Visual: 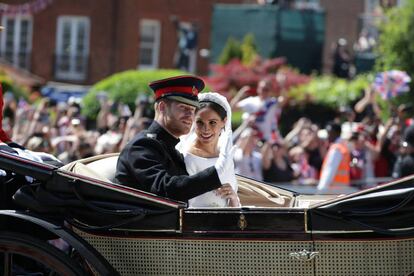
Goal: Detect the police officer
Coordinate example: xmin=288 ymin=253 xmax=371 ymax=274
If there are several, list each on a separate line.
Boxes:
xmin=115 ymin=75 xmax=233 ymax=201
xmin=393 ymin=124 xmax=414 ymax=178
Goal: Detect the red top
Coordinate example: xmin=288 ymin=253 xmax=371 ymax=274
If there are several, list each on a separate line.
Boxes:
xmin=0 ymin=84 xmax=11 ymax=143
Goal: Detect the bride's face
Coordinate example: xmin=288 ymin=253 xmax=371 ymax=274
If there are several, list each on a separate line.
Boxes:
xmin=194 ymin=107 xmax=226 ymax=145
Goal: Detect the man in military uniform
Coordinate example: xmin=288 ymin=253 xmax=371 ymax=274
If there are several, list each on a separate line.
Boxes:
xmin=115 ymin=75 xmax=232 ymax=202
xmin=393 ymin=124 xmax=414 ymax=178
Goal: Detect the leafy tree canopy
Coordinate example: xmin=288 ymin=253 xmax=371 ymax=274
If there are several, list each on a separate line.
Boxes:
xmin=82 ymin=69 xmax=190 ymax=120
xmin=0 ymin=70 xmax=30 ymax=102
xmin=375 ymin=1 xmax=414 ymax=113
xmin=218 ymin=34 xmax=258 ymax=66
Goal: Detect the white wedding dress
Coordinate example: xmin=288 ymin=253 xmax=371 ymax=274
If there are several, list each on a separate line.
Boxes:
xmin=177 ymin=92 xmax=238 ymax=208
xmin=184 ymin=152 xmax=237 ymax=207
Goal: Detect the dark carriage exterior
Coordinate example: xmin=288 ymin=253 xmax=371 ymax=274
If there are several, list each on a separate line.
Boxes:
xmin=1 ymin=150 xmax=414 ymax=275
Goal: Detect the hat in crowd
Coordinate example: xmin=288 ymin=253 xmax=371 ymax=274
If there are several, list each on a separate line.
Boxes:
xmin=402 ymin=124 xmax=414 ymax=147
xmin=149 ymin=75 xmax=204 ymax=107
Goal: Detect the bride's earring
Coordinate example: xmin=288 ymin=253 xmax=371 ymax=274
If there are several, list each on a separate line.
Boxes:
xmin=220 ymin=127 xmax=225 ymax=136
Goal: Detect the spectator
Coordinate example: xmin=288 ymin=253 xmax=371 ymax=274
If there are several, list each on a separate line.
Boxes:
xmin=261 ymin=141 xmax=294 ymax=183
xmin=354 ymin=86 xmax=381 ymax=122
xmin=332 ymin=38 xmax=352 ymax=79
xmin=374 ymin=118 xmax=401 ymax=177
xmin=171 ymin=16 xmax=198 ymax=73
xmin=317 ymin=122 xmax=353 ymax=192
xmin=94 ymin=119 xmax=123 ymax=155
xmin=231 ymin=78 xmax=282 ymax=142
xmin=233 ymin=127 xmax=263 ymax=181
xmin=289 ymin=145 xmax=317 ymax=185
xmin=392 ymin=124 xmax=414 ymax=178
xmin=348 ymin=129 xmax=376 ymax=185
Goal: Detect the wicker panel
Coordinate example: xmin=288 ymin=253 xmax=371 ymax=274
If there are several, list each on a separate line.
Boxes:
xmin=315 ymin=239 xmax=414 ymax=276
xmin=74 ymin=229 xmax=313 ymax=276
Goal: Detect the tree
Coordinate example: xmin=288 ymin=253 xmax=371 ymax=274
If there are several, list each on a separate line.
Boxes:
xmin=241 ymin=34 xmax=258 ymax=66
xmin=375 ymin=1 xmax=414 ymax=114
xmin=0 ymin=71 xmax=29 ymax=102
xmin=375 ymin=1 xmax=414 ymax=74
xmin=218 ymin=34 xmax=259 ymax=66
xmin=218 ymin=37 xmax=242 ymax=65
xmin=82 ymin=69 xmax=189 ymax=120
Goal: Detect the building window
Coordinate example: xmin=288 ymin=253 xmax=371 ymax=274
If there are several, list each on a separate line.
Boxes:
xmin=55 ymin=16 xmax=90 ymax=81
xmin=294 ymin=0 xmax=320 ymax=10
xmin=138 ymin=20 xmax=160 ymax=69
xmin=0 ymin=15 xmax=33 ymax=70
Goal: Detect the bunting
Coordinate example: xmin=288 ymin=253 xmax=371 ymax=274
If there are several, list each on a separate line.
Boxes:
xmin=0 ymin=0 xmax=54 ymax=16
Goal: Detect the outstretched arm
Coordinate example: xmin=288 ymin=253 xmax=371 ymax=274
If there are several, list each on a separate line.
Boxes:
xmin=317 ymin=148 xmax=342 ymax=191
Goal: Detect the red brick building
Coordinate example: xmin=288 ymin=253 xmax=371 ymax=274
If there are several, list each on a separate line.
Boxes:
xmin=0 ymin=0 xmax=403 ymax=86
xmin=320 ymin=0 xmax=400 ymax=74
xmin=0 ymin=0 xmax=244 ymax=85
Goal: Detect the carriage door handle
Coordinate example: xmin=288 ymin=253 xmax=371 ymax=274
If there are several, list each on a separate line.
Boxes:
xmin=289 ymin=249 xmax=319 ymax=261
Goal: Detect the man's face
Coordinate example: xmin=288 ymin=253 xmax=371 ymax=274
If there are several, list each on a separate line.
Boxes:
xmin=163 ymin=100 xmax=196 ymax=137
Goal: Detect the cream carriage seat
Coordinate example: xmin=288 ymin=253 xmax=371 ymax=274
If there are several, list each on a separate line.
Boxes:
xmin=61 ymin=153 xmax=119 ymax=183
xmin=61 ymin=153 xmax=292 ymax=207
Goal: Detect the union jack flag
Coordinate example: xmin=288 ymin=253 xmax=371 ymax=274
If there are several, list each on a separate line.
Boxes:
xmin=373 ymin=70 xmax=411 ymax=100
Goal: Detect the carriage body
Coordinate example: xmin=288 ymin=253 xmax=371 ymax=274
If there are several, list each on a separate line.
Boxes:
xmin=1 ymin=150 xmax=414 ymax=275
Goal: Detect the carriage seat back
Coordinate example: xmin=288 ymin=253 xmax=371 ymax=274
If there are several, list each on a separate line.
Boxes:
xmin=61 ymin=153 xmax=119 ymax=183
xmin=85 ymin=155 xmax=119 ymax=183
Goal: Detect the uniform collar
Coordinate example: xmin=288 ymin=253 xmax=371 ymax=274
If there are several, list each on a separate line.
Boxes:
xmin=148 ymin=121 xmax=181 ymax=146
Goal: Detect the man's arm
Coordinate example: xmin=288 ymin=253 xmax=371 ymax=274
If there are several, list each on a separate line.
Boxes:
xmin=117 ymin=138 xmax=221 ymax=201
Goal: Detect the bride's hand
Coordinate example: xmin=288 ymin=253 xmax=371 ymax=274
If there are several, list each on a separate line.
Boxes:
xmin=216 ymin=184 xmax=240 ymax=207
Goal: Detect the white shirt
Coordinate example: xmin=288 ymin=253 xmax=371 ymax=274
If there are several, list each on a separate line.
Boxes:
xmin=183 ymin=152 xmax=237 ymax=207
xmin=317 ymin=146 xmax=342 ymax=191
xmin=233 ymin=147 xmax=263 ymax=181
xmin=237 ymin=96 xmax=281 ymax=141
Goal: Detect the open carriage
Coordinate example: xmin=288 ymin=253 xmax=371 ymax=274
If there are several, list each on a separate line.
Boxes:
xmin=1 ymin=149 xmax=414 ymax=275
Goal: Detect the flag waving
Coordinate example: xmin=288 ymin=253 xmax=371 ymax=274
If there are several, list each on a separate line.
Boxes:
xmin=373 ymin=70 xmax=411 ymax=100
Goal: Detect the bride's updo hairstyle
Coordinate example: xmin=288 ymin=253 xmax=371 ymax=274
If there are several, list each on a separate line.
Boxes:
xmin=198 ymin=100 xmax=227 ymax=120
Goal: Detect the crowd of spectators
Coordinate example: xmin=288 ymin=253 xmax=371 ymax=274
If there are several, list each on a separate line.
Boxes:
xmin=231 ymin=78 xmax=413 ymax=191
xmin=2 ymin=79 xmax=413 ymax=191
xmin=2 ymin=92 xmax=152 ymax=166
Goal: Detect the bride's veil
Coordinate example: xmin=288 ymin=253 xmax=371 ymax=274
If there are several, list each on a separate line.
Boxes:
xmin=176 ymin=92 xmax=232 ymax=154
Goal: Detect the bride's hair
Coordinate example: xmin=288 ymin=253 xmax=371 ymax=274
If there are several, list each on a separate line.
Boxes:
xmin=198 ymin=100 xmax=227 ymax=120
xmin=176 ymin=92 xmax=232 ymax=153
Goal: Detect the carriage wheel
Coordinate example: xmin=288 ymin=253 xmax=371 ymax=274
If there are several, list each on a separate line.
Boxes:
xmin=0 ymin=231 xmax=85 ymax=276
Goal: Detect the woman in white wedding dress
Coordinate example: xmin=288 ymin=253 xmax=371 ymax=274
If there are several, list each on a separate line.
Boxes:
xmin=177 ymin=92 xmax=240 ymax=207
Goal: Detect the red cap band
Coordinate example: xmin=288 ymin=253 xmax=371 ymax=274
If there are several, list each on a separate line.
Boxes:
xmin=155 ymin=86 xmax=198 ymax=99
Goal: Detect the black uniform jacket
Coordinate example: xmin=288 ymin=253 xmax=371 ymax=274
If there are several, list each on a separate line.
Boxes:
xmin=115 ymin=121 xmax=221 ymax=201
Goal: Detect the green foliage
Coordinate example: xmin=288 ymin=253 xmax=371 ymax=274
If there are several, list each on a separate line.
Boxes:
xmin=288 ymin=73 xmax=398 ymax=121
xmin=375 ymin=2 xmax=414 ymax=113
xmin=218 ymin=34 xmax=258 ymax=65
xmin=82 ymin=69 xmax=190 ymax=120
xmin=289 ymin=74 xmax=371 ymax=109
xmin=375 ymin=2 xmax=414 ymax=73
xmin=0 ymin=72 xmax=29 ymax=101
xmin=231 ymin=110 xmax=243 ymax=129
xmin=218 ymin=37 xmax=242 ymax=65
xmin=241 ymin=34 xmax=257 ymax=66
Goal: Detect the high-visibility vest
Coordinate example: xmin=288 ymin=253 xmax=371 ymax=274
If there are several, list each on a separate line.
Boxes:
xmin=322 ymin=142 xmax=351 ymax=186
